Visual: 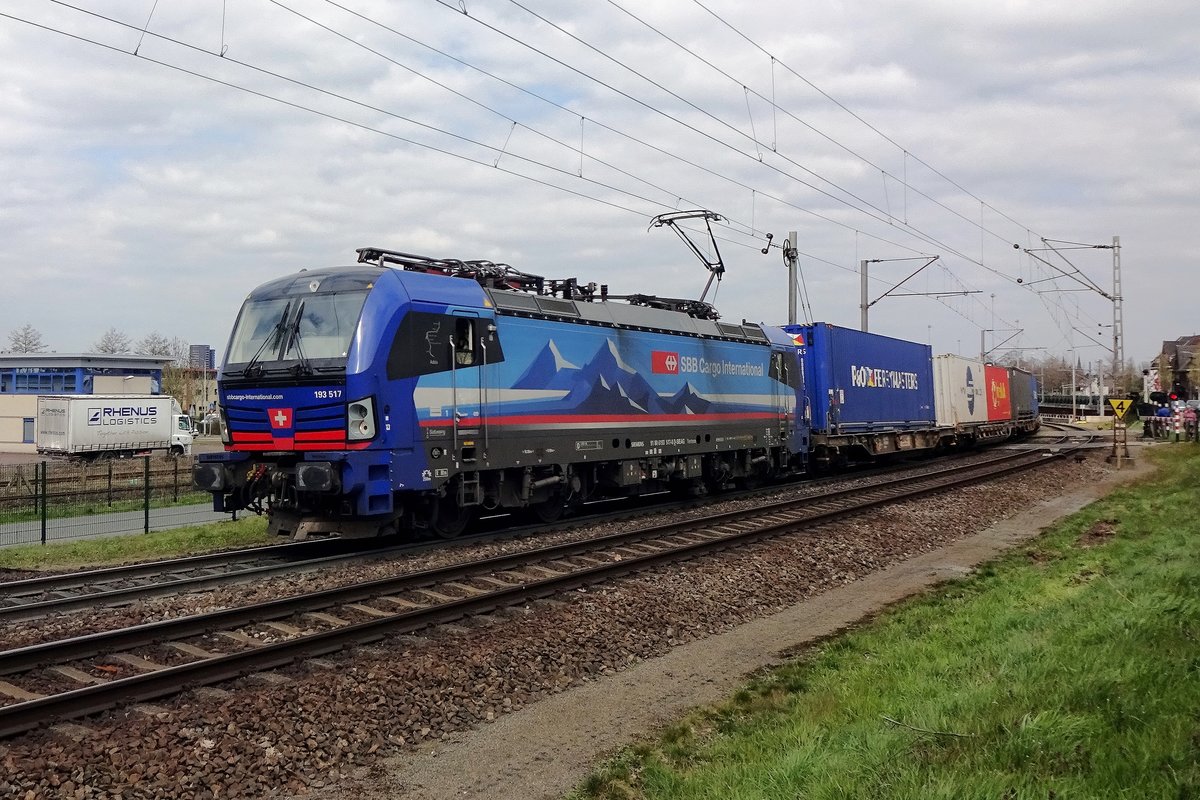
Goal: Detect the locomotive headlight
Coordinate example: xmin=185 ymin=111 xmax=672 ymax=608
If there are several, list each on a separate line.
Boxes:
xmin=347 ymin=397 xmax=377 ymax=441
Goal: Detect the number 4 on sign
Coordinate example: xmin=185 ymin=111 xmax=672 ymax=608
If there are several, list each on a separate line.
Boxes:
xmin=1108 ymin=398 xmax=1131 ymax=418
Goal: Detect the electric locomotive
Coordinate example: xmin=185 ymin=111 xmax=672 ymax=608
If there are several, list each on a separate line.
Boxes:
xmin=194 ymin=246 xmax=808 ymax=538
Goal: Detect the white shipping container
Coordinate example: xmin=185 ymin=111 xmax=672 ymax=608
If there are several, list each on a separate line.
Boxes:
xmin=933 ymin=354 xmax=989 ymax=426
xmin=36 ymin=395 xmax=192 ymax=458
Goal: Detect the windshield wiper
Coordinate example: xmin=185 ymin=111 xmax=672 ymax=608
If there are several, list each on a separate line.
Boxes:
xmin=242 ymin=300 xmax=292 ymax=378
xmin=284 ymin=300 xmax=314 ymax=377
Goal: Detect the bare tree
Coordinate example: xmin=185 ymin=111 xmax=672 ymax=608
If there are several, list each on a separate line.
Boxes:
xmin=136 ymin=331 xmax=173 ymax=358
xmin=168 ymin=337 xmax=191 ymax=367
xmin=160 ymin=337 xmax=207 ymax=416
xmin=6 ymin=323 xmax=46 ymax=353
xmin=93 ymin=327 xmax=131 ymax=354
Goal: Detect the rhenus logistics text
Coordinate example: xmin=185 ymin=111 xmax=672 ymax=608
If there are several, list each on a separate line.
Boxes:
xmin=849 ymin=365 xmax=920 ymax=390
xmin=88 ymin=406 xmax=160 ymax=426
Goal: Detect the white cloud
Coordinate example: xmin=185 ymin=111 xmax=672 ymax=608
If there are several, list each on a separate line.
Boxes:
xmin=0 ymin=0 xmax=1196 ymax=364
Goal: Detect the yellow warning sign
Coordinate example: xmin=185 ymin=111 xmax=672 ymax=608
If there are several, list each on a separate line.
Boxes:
xmin=1108 ymin=398 xmax=1131 ymax=418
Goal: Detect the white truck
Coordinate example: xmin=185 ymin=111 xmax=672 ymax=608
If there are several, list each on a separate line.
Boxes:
xmin=36 ymin=395 xmax=195 ymax=460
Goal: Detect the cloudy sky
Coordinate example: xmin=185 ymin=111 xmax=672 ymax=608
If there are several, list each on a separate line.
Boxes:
xmin=2 ymin=0 xmax=1197 ymax=370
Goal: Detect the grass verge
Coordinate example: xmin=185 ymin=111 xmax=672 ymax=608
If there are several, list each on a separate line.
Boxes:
xmin=574 ymin=446 xmax=1200 ymax=799
xmin=0 ymin=515 xmax=273 ymax=571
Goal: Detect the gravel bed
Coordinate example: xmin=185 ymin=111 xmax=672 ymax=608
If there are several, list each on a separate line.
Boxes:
xmin=0 ymin=454 xmax=1112 ymax=799
xmin=0 ymin=448 xmax=1036 ymax=653
xmin=0 ymin=569 xmax=42 ymax=582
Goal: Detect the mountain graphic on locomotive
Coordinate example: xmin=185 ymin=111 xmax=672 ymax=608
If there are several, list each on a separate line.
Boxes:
xmin=194 ymin=222 xmax=1037 ymax=540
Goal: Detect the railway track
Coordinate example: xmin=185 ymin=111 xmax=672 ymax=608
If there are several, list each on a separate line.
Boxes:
xmin=0 ymin=444 xmax=1068 ymax=621
xmin=0 ymin=441 xmax=1085 ymax=739
xmin=0 ymin=494 xmax=709 ymax=621
xmin=0 ymin=487 xmax=743 ymax=621
xmin=1039 ymin=420 xmax=1094 ymax=434
xmin=0 ymin=537 xmax=385 ymax=621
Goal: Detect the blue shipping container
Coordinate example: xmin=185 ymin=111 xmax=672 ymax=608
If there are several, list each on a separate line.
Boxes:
xmin=785 ymin=323 xmax=935 ymax=434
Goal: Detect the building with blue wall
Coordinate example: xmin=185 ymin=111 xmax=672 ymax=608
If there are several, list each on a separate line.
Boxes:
xmin=0 ymin=353 xmax=170 ymax=453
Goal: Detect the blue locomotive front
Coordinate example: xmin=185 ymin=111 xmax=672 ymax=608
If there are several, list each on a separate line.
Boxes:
xmin=193 ymin=261 xmax=480 ymax=537
xmin=196 ymin=248 xmax=809 ymax=538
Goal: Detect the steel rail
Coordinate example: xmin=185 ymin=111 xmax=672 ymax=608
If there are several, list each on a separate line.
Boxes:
xmin=0 ymin=546 xmax=394 ymax=623
xmin=0 ymin=538 xmax=390 ymax=619
xmin=0 ymin=443 xmax=1081 ymax=738
xmin=0 ymin=539 xmax=349 ymax=596
xmin=0 ymin=446 xmax=1050 ymax=673
xmin=0 ymin=493 xmax=717 ymax=620
xmin=0 ymin=448 xmax=1009 ymax=619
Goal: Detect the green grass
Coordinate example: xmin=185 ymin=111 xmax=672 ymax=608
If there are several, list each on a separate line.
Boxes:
xmin=0 ymin=515 xmax=273 ymax=571
xmin=574 ymin=446 xmax=1200 ymax=800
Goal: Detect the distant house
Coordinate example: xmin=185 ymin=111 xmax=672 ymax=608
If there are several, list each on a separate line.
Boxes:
xmin=0 ymin=353 xmax=170 ymax=453
xmin=1154 ymin=335 xmax=1200 ymax=400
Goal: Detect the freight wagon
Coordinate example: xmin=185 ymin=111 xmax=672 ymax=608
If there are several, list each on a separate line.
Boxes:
xmin=933 ymin=355 xmax=1018 ymax=442
xmin=785 ymin=323 xmax=939 ymax=468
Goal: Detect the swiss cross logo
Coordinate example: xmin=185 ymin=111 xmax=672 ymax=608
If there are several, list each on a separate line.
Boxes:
xmin=267 ymin=408 xmax=293 ymax=429
xmin=651 ymin=351 xmax=679 ymax=374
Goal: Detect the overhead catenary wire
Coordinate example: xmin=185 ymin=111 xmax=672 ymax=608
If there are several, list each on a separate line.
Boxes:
xmin=684 ymin=0 xmax=1120 ymax=339
xmin=1 ymin=10 xmax=655 ymax=220
xmin=503 ymin=0 xmax=1027 ymax=268
xmin=262 ymin=0 xmax=721 ymax=221
xmin=52 ymin=0 xmax=942 ymax=283
xmin=19 ymin=4 xmax=810 ymax=269
xmin=428 ymin=0 xmax=967 ymax=257
xmin=318 ymin=0 xmax=948 ymax=263
xmin=318 ymin=0 xmax=991 ymax=306
xmin=427 ymin=0 xmax=1087 ymax=320
xmin=280 ymin=0 xmax=927 ymax=273
xmin=386 ymin=1 xmax=1042 ymax=326
xmin=604 ymin=0 xmax=1029 ymax=256
xmin=43 ymin=1 xmax=685 ymax=216
xmin=690 ymin=0 xmax=1039 ymax=239
xmin=11 ymin=3 xmax=1105 ymax=343
xmin=324 ymin=0 xmax=1036 ymax=311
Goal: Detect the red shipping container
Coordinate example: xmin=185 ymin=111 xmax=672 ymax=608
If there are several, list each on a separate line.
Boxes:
xmin=985 ymin=365 xmax=1013 ymax=421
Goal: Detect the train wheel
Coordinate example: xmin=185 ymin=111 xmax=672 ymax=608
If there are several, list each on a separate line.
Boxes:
xmin=430 ymin=496 xmax=474 ymax=539
xmin=525 ymin=496 xmax=565 ymax=524
xmin=704 ymin=475 xmax=729 ymax=495
xmin=669 ymin=479 xmax=704 ymax=499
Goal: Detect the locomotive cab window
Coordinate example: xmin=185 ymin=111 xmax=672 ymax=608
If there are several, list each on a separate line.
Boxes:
xmin=387 ymin=310 xmax=504 ymax=379
xmin=454 ymin=318 xmax=475 ymax=366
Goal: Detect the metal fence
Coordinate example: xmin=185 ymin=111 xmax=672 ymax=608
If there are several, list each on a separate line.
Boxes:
xmin=0 ymin=455 xmax=233 ymax=548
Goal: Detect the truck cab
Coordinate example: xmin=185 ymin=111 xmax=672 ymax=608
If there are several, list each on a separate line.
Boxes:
xmin=171 ymin=413 xmax=195 ymax=456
